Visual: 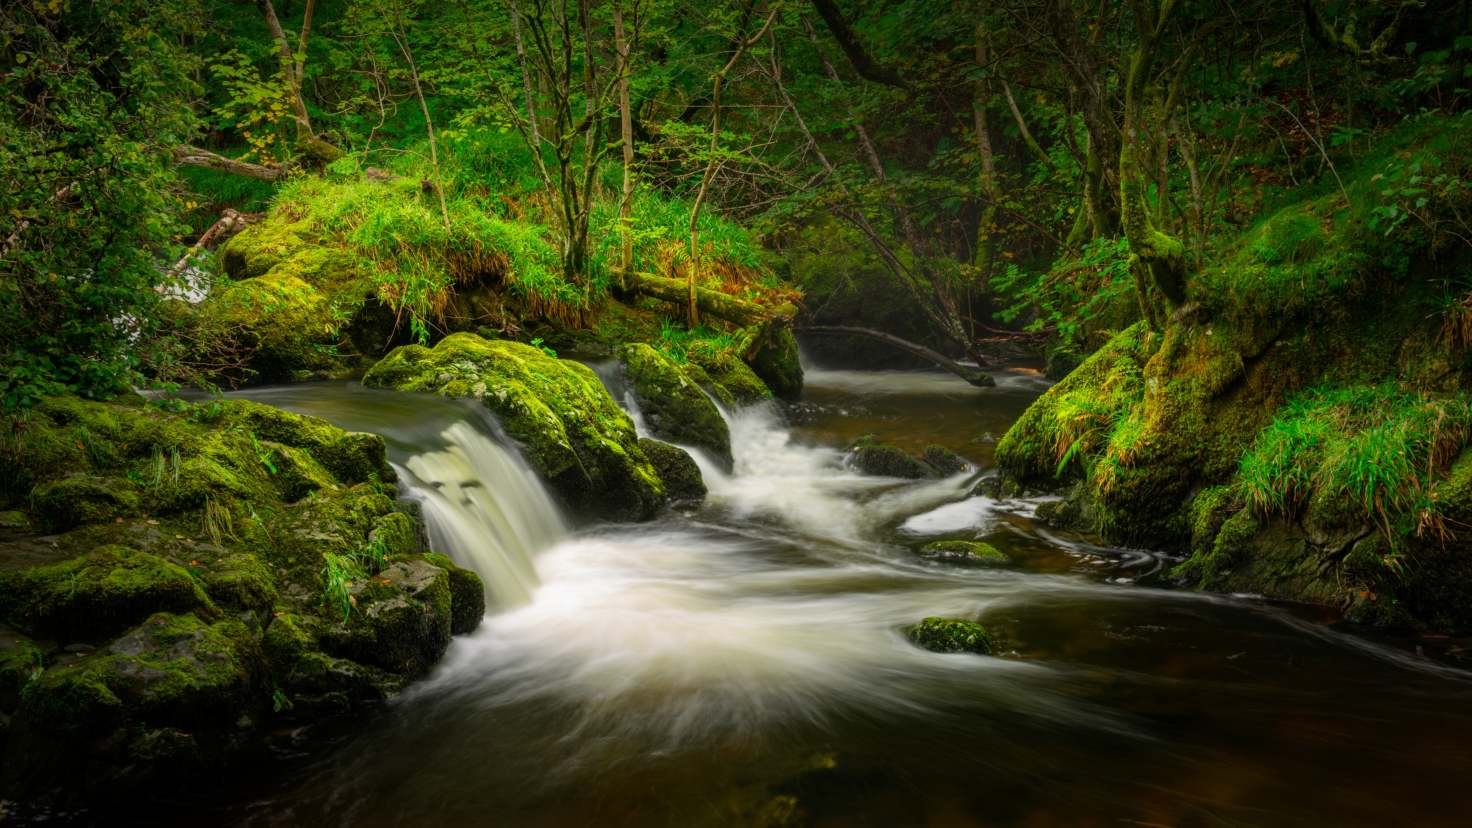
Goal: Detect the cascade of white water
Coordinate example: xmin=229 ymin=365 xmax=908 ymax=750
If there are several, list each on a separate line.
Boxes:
xmin=395 ymin=420 xmax=568 ymax=609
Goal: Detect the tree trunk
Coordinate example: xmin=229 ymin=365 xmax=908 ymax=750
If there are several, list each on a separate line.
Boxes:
xmin=258 ymin=0 xmax=342 ymax=164
xmin=1121 ymin=0 xmax=1189 ymax=324
xmin=613 ymin=0 xmax=636 ymax=291
xmin=688 ymin=9 xmax=778 ymax=326
xmin=631 ymin=272 xmax=793 ymax=326
xmin=972 ymin=23 xmax=1001 ymax=293
xmin=392 ymin=10 xmax=450 ymax=231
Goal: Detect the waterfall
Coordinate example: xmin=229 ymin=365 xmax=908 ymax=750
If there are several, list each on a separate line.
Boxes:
xmin=219 ymin=383 xmax=567 ymax=610
xmin=395 ymin=420 xmax=567 ymax=609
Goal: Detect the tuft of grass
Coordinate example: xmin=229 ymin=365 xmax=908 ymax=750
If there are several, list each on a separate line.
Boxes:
xmin=320 ymin=552 xmax=361 ymax=622
xmin=1237 ymin=384 xmax=1472 ymax=551
xmin=655 ymin=320 xmax=740 ymax=364
xmin=201 ymin=496 xmax=237 ymax=547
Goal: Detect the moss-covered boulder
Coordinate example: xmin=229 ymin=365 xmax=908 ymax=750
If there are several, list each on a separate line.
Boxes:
xmin=0 ymin=546 xmax=217 ymax=643
xmin=747 ymin=327 xmax=804 ymax=400
xmin=364 ymin=332 xmax=665 ymax=520
xmin=0 ymin=395 xmax=484 ymax=806
xmin=918 ymin=540 xmax=1008 ymax=565
xmin=687 ymin=348 xmax=773 ymax=405
xmin=619 ymin=343 xmax=733 ymax=468
xmin=639 ymin=438 xmax=707 ymax=504
xmin=905 ymin=617 xmax=993 ymax=655
xmin=849 ymin=444 xmax=940 ymax=479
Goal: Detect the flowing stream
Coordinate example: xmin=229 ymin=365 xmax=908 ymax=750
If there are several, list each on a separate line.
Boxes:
xmin=205 ymin=363 xmax=1472 ymax=827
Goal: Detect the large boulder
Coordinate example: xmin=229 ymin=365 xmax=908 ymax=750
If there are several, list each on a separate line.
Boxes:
xmin=364 ymin=332 xmax=665 ymax=521
xmin=638 ymin=438 xmax=707 ymax=504
xmin=747 ymin=327 xmax=804 ymax=400
xmin=0 ymin=396 xmax=484 ymax=806
xmin=619 ymin=344 xmax=732 ymax=468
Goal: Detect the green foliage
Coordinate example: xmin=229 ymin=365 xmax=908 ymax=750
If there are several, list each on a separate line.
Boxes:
xmin=320 ymin=552 xmax=361 ymax=623
xmin=271 ymin=176 xmax=576 ymax=339
xmin=655 ymin=321 xmax=740 ymax=364
xmin=993 ymin=237 xmax=1137 ymax=368
xmin=0 ymin=0 xmax=202 ymax=410
xmin=1237 ymin=385 xmax=1472 ymax=551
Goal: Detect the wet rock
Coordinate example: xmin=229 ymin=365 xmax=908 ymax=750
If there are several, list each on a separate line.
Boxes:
xmin=639 ymin=438 xmax=707 ymax=505
xmin=849 ymin=445 xmax=939 ymax=479
xmin=921 ymin=445 xmax=971 ymax=475
xmin=319 ymin=559 xmax=452 ymax=678
xmin=30 ymin=474 xmax=142 ymax=532
xmin=423 ymin=553 xmax=486 ymax=636
xmin=905 ymin=617 xmax=993 ymax=655
xmin=619 ymin=343 xmax=732 ymax=468
xmin=918 ymin=540 xmax=1007 ymax=564
xmin=747 ymin=327 xmax=804 ymax=400
xmin=687 ymin=348 xmax=773 ymax=405
xmin=0 ymin=545 xmax=217 ymax=644
xmin=364 ymin=333 xmax=664 ymax=521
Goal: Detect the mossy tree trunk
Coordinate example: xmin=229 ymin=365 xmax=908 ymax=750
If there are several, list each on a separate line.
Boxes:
xmin=971 ymin=22 xmax=1002 ymax=292
xmin=613 ymin=0 xmax=636 ymax=292
xmin=1121 ymin=0 xmax=1190 ymax=328
xmin=258 ymin=0 xmax=343 ymax=165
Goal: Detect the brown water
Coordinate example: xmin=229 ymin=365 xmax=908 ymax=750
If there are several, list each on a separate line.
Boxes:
xmin=127 ymin=366 xmax=1472 ymax=828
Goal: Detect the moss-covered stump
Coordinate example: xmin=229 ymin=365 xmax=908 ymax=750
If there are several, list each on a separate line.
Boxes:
xmin=849 ymin=444 xmax=940 ymax=479
xmin=905 ymin=617 xmax=994 ymax=655
xmin=918 ymin=541 xmax=1008 ymax=565
xmin=620 ymin=344 xmax=733 ymax=468
xmin=0 ymin=395 xmax=484 ymax=807
xmin=364 ymin=332 xmax=665 ymax=521
xmin=639 ymin=438 xmax=707 ymax=504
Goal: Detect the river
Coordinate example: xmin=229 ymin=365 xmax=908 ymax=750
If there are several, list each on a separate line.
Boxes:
xmin=166 ymin=360 xmax=1472 ymax=827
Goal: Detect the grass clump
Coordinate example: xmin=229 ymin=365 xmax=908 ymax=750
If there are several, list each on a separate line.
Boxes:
xmin=1237 ymin=384 xmax=1472 ymax=551
xmin=271 ymin=176 xmax=577 ymax=339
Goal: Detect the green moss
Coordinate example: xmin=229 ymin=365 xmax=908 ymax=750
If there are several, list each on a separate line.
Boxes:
xmin=638 ymin=438 xmax=707 ymax=504
xmin=422 ymin=552 xmax=485 ymax=636
xmin=905 ymin=617 xmax=993 ymax=655
xmin=201 ymin=553 xmax=278 ymax=615
xmin=918 ymin=540 xmax=1007 ymax=564
xmin=685 ymin=343 xmax=773 ymax=405
xmin=746 ymin=327 xmax=804 ymax=399
xmin=318 ymin=559 xmax=453 ymax=677
xmin=620 ymin=343 xmax=732 ymax=467
xmin=30 ymin=474 xmax=142 ymax=531
xmin=0 ymin=545 xmax=217 ymax=643
xmin=364 ymin=332 xmax=664 ymax=520
xmin=0 ymin=632 xmax=44 ymax=710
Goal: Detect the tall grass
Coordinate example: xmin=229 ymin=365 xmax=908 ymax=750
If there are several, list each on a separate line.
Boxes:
xmin=1237 ymin=384 xmax=1472 ymax=549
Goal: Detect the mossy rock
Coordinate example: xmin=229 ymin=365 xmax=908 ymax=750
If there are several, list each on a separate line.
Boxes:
xmin=747 ymin=327 xmax=804 ymax=400
xmin=905 ymin=617 xmax=993 ymax=655
xmin=423 ymin=553 xmax=485 ymax=636
xmin=364 ymin=332 xmax=665 ymax=521
xmin=638 ymin=438 xmax=707 ymax=504
xmin=918 ymin=540 xmax=1008 ymax=565
xmin=29 ymin=474 xmax=142 ymax=532
xmin=319 ymin=559 xmax=454 ymax=678
xmin=849 ymin=444 xmax=939 ymax=479
xmin=0 ymin=393 xmax=470 ymax=804
xmin=0 ymin=630 xmax=43 ymax=712
xmin=687 ymin=348 xmax=773 ymax=405
xmin=922 ymin=445 xmax=971 ymax=475
xmin=620 ymin=343 xmax=733 ymax=468
xmin=0 ymin=545 xmax=217 ymax=644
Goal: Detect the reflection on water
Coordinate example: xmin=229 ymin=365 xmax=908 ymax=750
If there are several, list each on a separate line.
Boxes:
xmin=182 ymin=373 xmax=1472 ymax=828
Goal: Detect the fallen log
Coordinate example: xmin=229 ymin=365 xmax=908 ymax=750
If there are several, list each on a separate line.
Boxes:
xmin=630 ymin=272 xmax=795 ymax=327
xmin=797 ymin=325 xmax=994 ymax=387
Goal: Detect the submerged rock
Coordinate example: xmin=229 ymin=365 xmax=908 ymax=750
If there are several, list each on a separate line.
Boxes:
xmin=639 ymin=438 xmax=707 ymax=504
xmin=364 ymin=332 xmax=665 ymax=521
xmin=619 ymin=343 xmax=733 ymax=468
xmin=918 ymin=540 xmax=1007 ymax=565
xmin=0 ymin=395 xmax=484 ymax=806
xmin=849 ymin=444 xmax=939 ymax=479
xmin=921 ymin=445 xmax=971 ymax=475
xmin=905 ymin=617 xmax=993 ymax=655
